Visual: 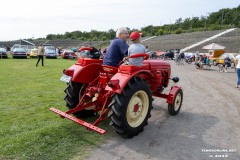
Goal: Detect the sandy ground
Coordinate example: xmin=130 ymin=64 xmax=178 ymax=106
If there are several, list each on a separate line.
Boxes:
xmin=86 ymin=60 xmax=240 ymax=160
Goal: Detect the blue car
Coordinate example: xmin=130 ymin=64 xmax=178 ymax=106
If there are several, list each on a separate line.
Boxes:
xmin=0 ymin=48 xmax=8 ymax=58
xmin=45 ymin=49 xmax=57 ymax=59
xmin=12 ymin=48 xmax=27 ymax=58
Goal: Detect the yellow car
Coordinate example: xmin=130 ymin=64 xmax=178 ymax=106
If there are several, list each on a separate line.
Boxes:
xmin=29 ymin=49 xmax=38 ymax=58
xmin=208 ymin=50 xmax=225 ymax=66
xmin=215 ymin=53 xmax=236 ymax=66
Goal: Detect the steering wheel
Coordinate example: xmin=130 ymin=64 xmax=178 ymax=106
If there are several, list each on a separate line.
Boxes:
xmin=118 ymin=53 xmax=149 ymax=66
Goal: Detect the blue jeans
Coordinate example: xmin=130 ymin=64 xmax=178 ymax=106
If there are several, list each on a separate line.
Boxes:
xmin=237 ymin=68 xmax=240 ymax=85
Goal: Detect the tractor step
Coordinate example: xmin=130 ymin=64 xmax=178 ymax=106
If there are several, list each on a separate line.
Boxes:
xmin=50 ymin=108 xmax=106 ymax=134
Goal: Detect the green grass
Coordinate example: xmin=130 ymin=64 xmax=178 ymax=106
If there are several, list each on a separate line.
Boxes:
xmin=0 ymin=58 xmax=113 ymax=160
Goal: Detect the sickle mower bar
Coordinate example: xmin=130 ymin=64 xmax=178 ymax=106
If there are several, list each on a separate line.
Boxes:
xmin=50 ymin=108 xmax=106 ymax=134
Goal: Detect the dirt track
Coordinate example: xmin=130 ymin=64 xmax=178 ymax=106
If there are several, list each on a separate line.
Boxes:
xmin=86 ymin=60 xmax=240 ymax=160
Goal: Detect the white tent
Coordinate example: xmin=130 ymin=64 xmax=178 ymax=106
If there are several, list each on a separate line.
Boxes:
xmin=202 ymin=43 xmax=225 ymax=50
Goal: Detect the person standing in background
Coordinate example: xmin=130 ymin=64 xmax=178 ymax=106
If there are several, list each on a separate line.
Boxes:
xmin=195 ymin=50 xmax=200 ymax=62
xmin=36 ymin=44 xmax=44 ymax=67
xmin=56 ymin=47 xmax=59 ymax=57
xmin=235 ymin=54 xmax=240 ymax=88
xmin=145 ymin=46 xmax=149 ymax=52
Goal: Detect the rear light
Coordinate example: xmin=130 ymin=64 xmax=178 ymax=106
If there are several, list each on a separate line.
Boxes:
xmin=108 ymin=79 xmax=120 ymax=88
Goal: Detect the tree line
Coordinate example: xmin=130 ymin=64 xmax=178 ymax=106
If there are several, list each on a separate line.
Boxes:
xmin=44 ymin=5 xmax=240 ymax=41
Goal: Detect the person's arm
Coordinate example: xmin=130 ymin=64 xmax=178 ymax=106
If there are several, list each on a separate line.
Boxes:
xmin=120 ymin=43 xmax=129 ymax=56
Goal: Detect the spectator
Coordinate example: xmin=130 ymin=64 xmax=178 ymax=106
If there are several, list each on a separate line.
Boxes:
xmin=206 ymin=56 xmax=211 ymax=65
xmin=195 ymin=55 xmax=203 ymax=69
xmin=103 ymin=48 xmax=107 ymax=54
xmin=36 ymin=44 xmax=44 ymax=67
xmin=195 ymin=50 xmax=200 ymax=62
xmin=127 ymin=31 xmax=146 ymax=66
xmin=235 ymin=54 xmax=240 ymax=88
xmin=179 ymin=52 xmax=185 ymax=64
xmin=58 ymin=48 xmax=61 ymax=56
xmin=200 ymin=54 xmax=207 ymax=69
xmin=145 ymin=46 xmax=149 ymax=52
xmin=103 ymin=27 xmax=129 ymax=67
xmin=56 ymin=48 xmax=59 ymax=56
xmin=223 ymin=55 xmax=231 ymax=72
xmin=174 ymin=50 xmax=179 ymax=64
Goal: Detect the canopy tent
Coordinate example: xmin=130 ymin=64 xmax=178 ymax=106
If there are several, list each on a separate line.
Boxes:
xmin=202 ymin=43 xmax=225 ymax=50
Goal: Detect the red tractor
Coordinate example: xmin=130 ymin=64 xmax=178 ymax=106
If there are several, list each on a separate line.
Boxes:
xmin=50 ymin=47 xmax=183 ymax=138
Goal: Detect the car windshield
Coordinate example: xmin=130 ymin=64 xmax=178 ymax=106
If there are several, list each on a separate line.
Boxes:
xmin=228 ymin=54 xmax=234 ymax=59
xmin=31 ymin=49 xmax=38 ymax=53
xmin=220 ymin=53 xmax=234 ymax=59
xmin=45 ymin=46 xmax=54 ymax=50
xmin=13 ymin=48 xmax=26 ymax=52
xmin=46 ymin=50 xmax=56 ymax=54
xmin=0 ymin=48 xmax=6 ymax=52
xmin=65 ymin=50 xmax=73 ymax=53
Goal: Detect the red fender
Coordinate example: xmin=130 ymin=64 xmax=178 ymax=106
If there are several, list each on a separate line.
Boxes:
xmin=105 ymin=70 xmax=153 ymax=94
xmin=66 ymin=61 xmax=103 ymax=84
xmin=167 ymin=86 xmax=182 ymax=104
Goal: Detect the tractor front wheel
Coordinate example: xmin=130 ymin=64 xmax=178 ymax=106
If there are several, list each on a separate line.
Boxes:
xmin=168 ymin=89 xmax=183 ymax=116
xmin=64 ymin=81 xmax=95 ymax=118
xmin=108 ymin=77 xmax=152 ymax=138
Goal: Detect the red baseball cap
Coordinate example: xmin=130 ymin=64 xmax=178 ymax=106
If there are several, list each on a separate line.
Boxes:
xmin=130 ymin=31 xmax=142 ymax=41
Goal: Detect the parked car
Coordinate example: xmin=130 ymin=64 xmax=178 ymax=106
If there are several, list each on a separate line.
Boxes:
xmin=12 ymin=48 xmax=27 ymax=58
xmin=215 ymin=53 xmax=236 ymax=66
xmin=71 ymin=47 xmax=78 ymax=52
xmin=147 ymin=51 xmax=157 ymax=59
xmin=10 ymin=44 xmax=34 ymax=53
xmin=29 ymin=48 xmax=38 ymax=58
xmin=209 ymin=50 xmax=225 ymax=66
xmin=183 ymin=52 xmax=194 ymax=64
xmin=45 ymin=49 xmax=57 ymax=58
xmin=62 ymin=49 xmax=77 ymax=59
xmin=0 ymin=48 xmax=8 ymax=58
xmin=44 ymin=46 xmax=55 ymax=51
xmin=163 ymin=50 xmax=175 ymax=59
xmin=156 ymin=51 xmax=166 ymax=58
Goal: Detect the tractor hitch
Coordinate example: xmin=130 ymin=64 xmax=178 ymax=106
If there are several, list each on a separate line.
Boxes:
xmin=50 ymin=108 xmax=106 ymax=134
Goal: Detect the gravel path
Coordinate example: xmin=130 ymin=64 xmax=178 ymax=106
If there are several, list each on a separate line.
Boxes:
xmin=86 ymin=60 xmax=240 ymax=160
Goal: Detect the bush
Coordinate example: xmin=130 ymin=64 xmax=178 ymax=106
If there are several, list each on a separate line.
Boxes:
xmin=208 ymin=24 xmax=220 ymax=31
xmin=174 ymin=28 xmax=182 ymax=34
xmin=157 ymin=29 xmax=164 ymax=35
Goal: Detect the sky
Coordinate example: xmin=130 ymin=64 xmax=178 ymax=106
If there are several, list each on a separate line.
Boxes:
xmin=0 ymin=0 xmax=239 ymax=41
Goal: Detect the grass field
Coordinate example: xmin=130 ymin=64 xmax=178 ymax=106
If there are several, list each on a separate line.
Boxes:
xmin=0 ymin=58 xmax=112 ymax=160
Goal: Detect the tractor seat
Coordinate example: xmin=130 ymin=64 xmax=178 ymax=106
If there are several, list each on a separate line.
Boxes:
xmin=119 ymin=64 xmax=150 ymax=74
xmin=102 ymin=65 xmax=118 ymax=74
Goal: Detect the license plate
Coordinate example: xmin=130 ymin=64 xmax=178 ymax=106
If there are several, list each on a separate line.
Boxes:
xmin=60 ymin=74 xmax=71 ymax=83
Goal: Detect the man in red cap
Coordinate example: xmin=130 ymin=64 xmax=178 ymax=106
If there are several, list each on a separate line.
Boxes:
xmin=128 ymin=31 xmax=146 ymax=66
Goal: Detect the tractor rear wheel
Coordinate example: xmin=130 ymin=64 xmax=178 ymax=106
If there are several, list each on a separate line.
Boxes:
xmin=64 ymin=81 xmax=95 ymax=118
xmin=168 ymin=89 xmax=183 ymax=116
xmin=108 ymin=77 xmax=152 ymax=138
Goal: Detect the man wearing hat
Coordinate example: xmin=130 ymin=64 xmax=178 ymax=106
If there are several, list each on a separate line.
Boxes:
xmin=128 ymin=31 xmax=146 ymax=66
